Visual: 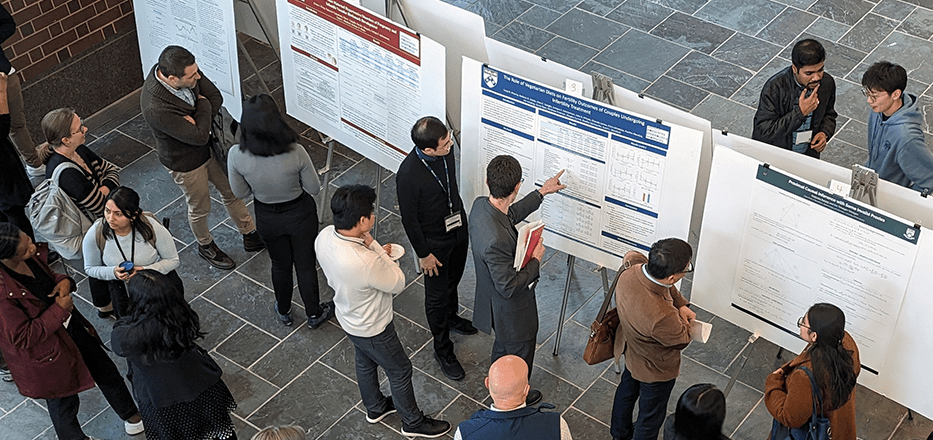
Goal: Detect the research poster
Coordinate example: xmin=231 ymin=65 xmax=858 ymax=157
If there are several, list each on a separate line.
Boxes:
xmin=461 ymin=59 xmax=703 ymax=269
xmin=276 ymin=0 xmax=445 ymax=172
xmin=133 ymin=0 xmax=243 ymax=118
xmin=732 ymin=165 xmax=919 ymax=374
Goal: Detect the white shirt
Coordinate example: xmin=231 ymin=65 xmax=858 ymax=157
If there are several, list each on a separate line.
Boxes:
xmin=314 ymin=225 xmax=405 ymax=337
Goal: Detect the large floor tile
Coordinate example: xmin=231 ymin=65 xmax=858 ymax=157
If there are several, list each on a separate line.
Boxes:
xmin=492 ymin=21 xmax=556 ymax=53
xmin=594 ymin=30 xmax=690 ymax=82
xmin=691 ymin=94 xmax=756 ymax=137
xmin=318 ymin=407 xmax=409 ymax=440
xmin=666 ymin=51 xmax=753 ymax=98
xmin=808 ymin=0 xmax=874 ymax=26
xmin=580 ymin=61 xmax=652 ymax=94
xmin=215 ymin=356 xmax=280 ymax=419
xmin=867 ymin=32 xmax=933 ymax=85
xmin=605 ymin=0 xmax=674 ymax=32
xmin=695 ymin=0 xmax=785 ymax=35
xmin=201 ymin=272 xmax=303 ymax=340
xmin=644 ymin=75 xmax=711 ymax=111
xmin=546 ymin=7 xmax=629 ymax=50
xmin=652 ymin=12 xmax=734 ymax=55
xmin=537 ymin=37 xmax=600 ymax=70
xmin=87 ymin=130 xmax=152 ymax=169
xmin=838 ymin=13 xmax=899 ymax=53
xmin=756 ymin=7 xmax=819 ymax=47
xmin=117 ymin=151 xmax=183 ymax=211
xmin=713 ymin=33 xmax=783 ymax=72
xmin=516 ymin=5 xmax=563 ymax=28
xmin=466 ymin=0 xmax=534 ymax=28
xmin=537 ymin=320 xmax=614 ymax=389
xmin=249 ymin=319 xmax=348 ymax=387
xmin=216 ymin=324 xmax=282 ymax=368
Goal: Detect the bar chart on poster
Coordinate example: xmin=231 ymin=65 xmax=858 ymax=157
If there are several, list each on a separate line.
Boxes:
xmin=276 ymin=0 xmax=445 ymax=172
xmin=461 ymin=58 xmax=703 ymax=269
xmin=133 ymin=0 xmax=243 ymax=117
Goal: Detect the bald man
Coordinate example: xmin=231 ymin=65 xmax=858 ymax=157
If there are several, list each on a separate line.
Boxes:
xmin=454 ymin=355 xmax=571 ymax=440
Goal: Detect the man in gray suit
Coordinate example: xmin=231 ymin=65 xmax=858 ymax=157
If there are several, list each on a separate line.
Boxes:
xmin=469 ymin=155 xmax=565 ymax=407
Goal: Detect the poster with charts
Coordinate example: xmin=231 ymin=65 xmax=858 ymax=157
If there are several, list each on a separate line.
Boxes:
xmin=461 ymin=59 xmax=703 ymax=269
xmin=133 ymin=0 xmax=243 ymax=118
xmin=276 ymin=0 xmax=445 ymax=172
xmin=732 ymin=165 xmax=920 ymax=374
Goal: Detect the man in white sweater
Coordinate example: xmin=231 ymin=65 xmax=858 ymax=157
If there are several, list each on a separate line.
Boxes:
xmin=315 ymin=185 xmax=450 ymax=439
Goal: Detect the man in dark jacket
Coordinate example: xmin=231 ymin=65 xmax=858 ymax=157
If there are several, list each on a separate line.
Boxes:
xmin=469 ymin=155 xmax=565 ymax=408
xmin=396 ymin=116 xmax=475 ymax=382
xmin=140 ymin=45 xmax=262 ymax=270
xmin=752 ymin=39 xmax=837 ymax=159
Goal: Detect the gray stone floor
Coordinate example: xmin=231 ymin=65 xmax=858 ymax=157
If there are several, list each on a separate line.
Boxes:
xmin=4 ymin=0 xmax=933 ymax=438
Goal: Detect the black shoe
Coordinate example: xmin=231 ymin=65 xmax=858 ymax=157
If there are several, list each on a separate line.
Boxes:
xmin=273 ymin=302 xmax=293 ymax=326
xmin=402 ymin=417 xmax=451 ymax=438
xmin=47 ymin=250 xmax=60 ymax=264
xmin=198 ymin=241 xmax=236 ymax=270
xmin=365 ymin=396 xmax=397 ymax=423
xmin=243 ymin=231 xmax=264 ymax=252
xmin=97 ymin=308 xmax=116 ymax=320
xmin=449 ymin=317 xmax=478 ymax=335
xmin=307 ymin=301 xmax=335 ymax=330
xmin=525 ymin=389 xmax=542 ymax=406
xmin=433 ymin=352 xmax=465 ymax=381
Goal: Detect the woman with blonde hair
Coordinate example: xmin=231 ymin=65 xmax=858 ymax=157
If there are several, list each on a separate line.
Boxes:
xmin=252 ymin=425 xmax=305 ymax=440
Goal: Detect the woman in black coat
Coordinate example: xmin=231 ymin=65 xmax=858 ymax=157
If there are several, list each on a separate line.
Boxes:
xmin=111 ymin=270 xmax=237 ymax=440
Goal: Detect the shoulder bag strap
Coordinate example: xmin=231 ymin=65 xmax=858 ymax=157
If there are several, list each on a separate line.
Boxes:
xmin=51 ymin=161 xmax=82 ymax=187
xmin=596 ymin=260 xmax=633 ymax=321
xmin=796 ymin=366 xmax=825 ymax=417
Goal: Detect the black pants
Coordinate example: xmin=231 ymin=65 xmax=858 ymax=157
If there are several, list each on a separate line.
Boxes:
xmin=0 ymin=204 xmax=34 ymax=240
xmin=423 ymin=237 xmax=469 ymax=357
xmin=47 ymin=320 xmax=138 ymax=440
xmin=255 ymin=192 xmax=322 ymax=318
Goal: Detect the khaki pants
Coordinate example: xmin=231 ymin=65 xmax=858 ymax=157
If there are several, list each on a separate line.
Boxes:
xmin=170 ymin=156 xmax=255 ymax=245
xmin=8 ymin=73 xmax=49 ymax=168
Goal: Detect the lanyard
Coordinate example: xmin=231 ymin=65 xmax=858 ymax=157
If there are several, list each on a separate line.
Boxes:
xmin=113 ymin=227 xmax=136 ymax=263
xmin=417 ymin=150 xmax=453 ymax=213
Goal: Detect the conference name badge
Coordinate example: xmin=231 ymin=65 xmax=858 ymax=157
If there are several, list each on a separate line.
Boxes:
xmin=445 ymin=211 xmax=462 ymax=232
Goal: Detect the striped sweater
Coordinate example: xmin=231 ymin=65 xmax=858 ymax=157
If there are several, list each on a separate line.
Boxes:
xmin=45 ymin=145 xmax=119 ymax=219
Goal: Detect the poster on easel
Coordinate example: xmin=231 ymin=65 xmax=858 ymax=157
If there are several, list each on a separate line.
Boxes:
xmin=132 ymin=0 xmax=244 ymax=118
xmin=276 ymin=0 xmax=445 ymax=172
xmin=461 ymin=58 xmax=703 ymax=269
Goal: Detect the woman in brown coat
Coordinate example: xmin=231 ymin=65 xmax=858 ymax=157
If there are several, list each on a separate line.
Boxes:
xmin=765 ymin=303 xmax=860 ymax=440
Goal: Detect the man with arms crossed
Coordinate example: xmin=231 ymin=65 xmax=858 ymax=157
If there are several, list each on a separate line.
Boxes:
xmin=454 ymin=354 xmax=571 ymax=440
xmin=316 ymin=185 xmax=450 ymax=438
xmin=469 ymin=155 xmax=565 ymax=407
xmin=397 ymin=116 xmax=476 ymax=382
xmin=140 ymin=45 xmax=262 ymax=270
xmin=861 ymin=61 xmax=933 ymax=192
xmin=753 ymin=39 xmax=837 ymax=158
xmin=610 ymin=238 xmax=696 ymax=440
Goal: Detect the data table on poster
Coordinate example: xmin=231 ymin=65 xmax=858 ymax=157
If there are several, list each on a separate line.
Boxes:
xmin=732 ymin=165 xmax=919 ymax=374
xmin=461 ymin=60 xmax=702 ymax=269
xmin=277 ymin=0 xmax=445 ymax=172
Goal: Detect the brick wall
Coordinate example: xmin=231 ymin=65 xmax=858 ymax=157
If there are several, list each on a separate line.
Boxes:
xmin=3 ymin=0 xmax=135 ymax=81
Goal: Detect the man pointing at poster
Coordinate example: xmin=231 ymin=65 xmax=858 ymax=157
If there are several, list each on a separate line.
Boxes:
xmin=469 ymin=154 xmax=566 ymax=407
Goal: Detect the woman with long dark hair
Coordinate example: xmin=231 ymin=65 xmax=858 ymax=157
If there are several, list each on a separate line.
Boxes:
xmin=663 ymin=383 xmax=729 ymax=440
xmin=111 ymin=270 xmax=237 ymax=440
xmin=82 ymin=187 xmax=181 ymax=317
xmin=765 ymin=303 xmax=860 ymax=440
xmin=227 ymin=93 xmax=333 ymax=329
xmin=0 ymin=222 xmax=143 ymax=440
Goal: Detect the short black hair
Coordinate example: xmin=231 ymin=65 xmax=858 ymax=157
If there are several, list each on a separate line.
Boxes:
xmin=331 ymin=185 xmax=376 ymax=230
xmin=646 ymin=238 xmax=693 ymax=279
xmin=0 ymin=222 xmax=22 ymax=260
xmin=791 ymin=39 xmax=825 ymax=68
xmin=862 ymin=61 xmax=907 ymax=95
xmin=672 ymin=384 xmax=726 ymax=440
xmin=157 ymin=45 xmax=196 ymax=78
xmin=239 ymin=94 xmax=299 ymax=157
xmin=411 ymin=116 xmax=447 ymax=151
xmin=486 ymin=155 xmax=522 ymax=199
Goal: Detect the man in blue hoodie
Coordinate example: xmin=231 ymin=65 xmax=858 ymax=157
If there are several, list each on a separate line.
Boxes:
xmin=862 ymin=61 xmax=933 ymax=192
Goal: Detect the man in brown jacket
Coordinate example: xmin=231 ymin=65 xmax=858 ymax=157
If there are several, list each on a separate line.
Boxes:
xmin=610 ymin=238 xmax=696 ymax=440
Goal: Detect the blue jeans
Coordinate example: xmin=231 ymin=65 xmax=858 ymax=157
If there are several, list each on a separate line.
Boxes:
xmin=610 ymin=367 xmax=676 ymax=440
xmin=347 ymin=321 xmax=425 ymax=429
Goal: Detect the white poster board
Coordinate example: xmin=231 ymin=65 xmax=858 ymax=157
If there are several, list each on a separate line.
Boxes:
xmin=461 ymin=58 xmax=703 ymax=269
xmin=275 ymin=0 xmax=445 ymax=172
xmin=693 ymin=142 xmax=933 ymax=419
xmin=133 ymin=0 xmax=244 ymax=118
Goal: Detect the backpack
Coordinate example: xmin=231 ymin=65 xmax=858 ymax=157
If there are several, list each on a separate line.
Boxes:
xmin=26 ymin=162 xmax=94 ymax=260
xmin=210 ymin=105 xmax=239 ymax=173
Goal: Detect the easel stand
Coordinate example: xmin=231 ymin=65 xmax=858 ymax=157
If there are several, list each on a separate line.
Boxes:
xmin=235 ymin=0 xmax=280 ymax=100
xmin=724 ymin=334 xmax=759 ymax=398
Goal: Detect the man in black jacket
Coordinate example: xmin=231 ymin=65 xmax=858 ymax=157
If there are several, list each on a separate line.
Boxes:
xmin=396 ymin=116 xmax=476 ymax=381
xmin=752 ymin=39 xmax=837 ymax=159
xmin=140 ymin=46 xmax=262 ymax=270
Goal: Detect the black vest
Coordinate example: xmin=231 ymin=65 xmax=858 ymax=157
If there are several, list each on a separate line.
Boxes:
xmin=458 ymin=403 xmax=561 ymax=440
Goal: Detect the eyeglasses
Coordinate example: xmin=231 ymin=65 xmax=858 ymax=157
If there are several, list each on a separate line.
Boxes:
xmin=682 ymin=262 xmax=694 ymax=274
xmin=70 ymin=118 xmax=86 ymax=137
xmin=861 ymin=88 xmax=883 ymax=103
xmin=797 ymin=316 xmax=811 ymax=330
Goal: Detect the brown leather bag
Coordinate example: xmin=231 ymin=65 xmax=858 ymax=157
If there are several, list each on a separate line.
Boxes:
xmin=583 ymin=263 xmax=627 ymax=365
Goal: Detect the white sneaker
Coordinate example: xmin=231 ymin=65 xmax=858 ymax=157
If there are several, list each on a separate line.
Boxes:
xmin=25 ymin=164 xmax=45 ymax=178
xmin=125 ymin=418 xmax=145 ymax=435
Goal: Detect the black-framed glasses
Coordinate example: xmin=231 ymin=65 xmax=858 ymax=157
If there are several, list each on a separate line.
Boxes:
xmin=681 ymin=262 xmax=694 ymax=274
xmin=797 ymin=316 xmax=810 ymax=330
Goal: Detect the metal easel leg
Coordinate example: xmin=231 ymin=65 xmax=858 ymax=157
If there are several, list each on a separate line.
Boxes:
xmin=724 ymin=334 xmax=759 ymax=398
xmin=372 ymin=166 xmax=384 ymax=239
xmin=237 ymin=34 xmax=274 ymax=98
xmin=552 ymin=254 xmax=575 ymax=356
xmin=317 ymin=139 xmax=336 ymax=222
